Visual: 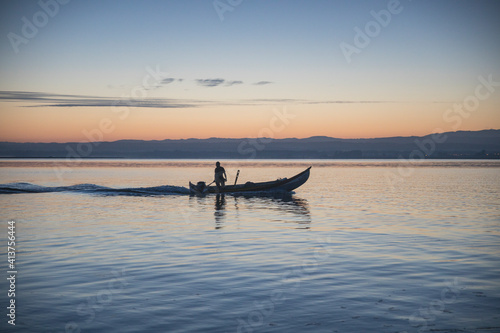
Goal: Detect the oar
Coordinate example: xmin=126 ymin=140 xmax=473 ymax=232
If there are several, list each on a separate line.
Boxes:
xmin=234 ymin=170 xmax=240 ymax=185
xmin=202 ymin=180 xmax=215 ymax=194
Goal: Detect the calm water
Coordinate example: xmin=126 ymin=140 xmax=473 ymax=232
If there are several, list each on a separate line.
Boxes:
xmin=0 ymin=159 xmax=499 ymax=333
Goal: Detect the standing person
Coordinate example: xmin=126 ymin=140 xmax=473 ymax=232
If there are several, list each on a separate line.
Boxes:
xmin=214 ymin=161 xmax=227 ymax=192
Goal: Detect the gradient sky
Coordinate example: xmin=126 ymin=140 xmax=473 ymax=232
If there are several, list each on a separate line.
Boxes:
xmin=1 ymin=0 xmax=499 ymax=142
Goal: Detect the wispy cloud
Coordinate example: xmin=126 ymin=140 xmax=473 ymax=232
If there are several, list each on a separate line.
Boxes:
xmin=0 ymin=91 xmax=451 ymax=109
xmin=196 ymin=78 xmax=225 ymax=87
xmin=0 ymin=91 xmax=200 ymax=108
xmin=254 ymin=81 xmax=273 ymax=85
xmin=152 ymin=78 xmax=275 ymax=88
xmin=225 ymin=80 xmax=244 ymax=86
xmin=196 ymin=78 xmax=245 ymax=87
xmin=161 ymin=78 xmax=176 ymax=85
xmin=138 ymin=77 xmax=184 ymax=91
xmin=0 ymin=91 xmax=93 ymax=101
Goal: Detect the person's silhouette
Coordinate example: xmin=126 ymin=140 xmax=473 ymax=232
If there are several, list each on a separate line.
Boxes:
xmin=214 ymin=161 xmax=227 ymax=192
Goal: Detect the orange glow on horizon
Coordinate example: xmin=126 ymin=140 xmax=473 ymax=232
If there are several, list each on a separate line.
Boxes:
xmin=1 ymin=100 xmax=500 ymax=143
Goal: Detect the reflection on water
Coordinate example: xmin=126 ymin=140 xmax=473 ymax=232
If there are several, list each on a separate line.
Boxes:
xmin=209 ymin=192 xmax=311 ymax=229
xmin=187 ymin=192 xmax=311 ymax=230
xmin=284 ymin=196 xmax=311 ymax=228
xmin=214 ymin=194 xmax=226 ymax=229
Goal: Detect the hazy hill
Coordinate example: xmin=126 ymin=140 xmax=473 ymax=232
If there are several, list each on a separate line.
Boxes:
xmin=0 ymin=129 xmax=499 ymax=159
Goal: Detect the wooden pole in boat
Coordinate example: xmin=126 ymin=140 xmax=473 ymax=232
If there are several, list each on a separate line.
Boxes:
xmin=234 ymin=170 xmax=240 ymax=185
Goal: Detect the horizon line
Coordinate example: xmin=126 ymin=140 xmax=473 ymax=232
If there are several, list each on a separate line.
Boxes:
xmin=1 ymin=128 xmax=498 ymax=145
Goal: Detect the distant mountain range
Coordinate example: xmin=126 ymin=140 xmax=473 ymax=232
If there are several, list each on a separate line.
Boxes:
xmin=1 ymin=129 xmax=499 ymax=159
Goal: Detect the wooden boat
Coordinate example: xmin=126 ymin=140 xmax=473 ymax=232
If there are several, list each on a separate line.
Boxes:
xmin=189 ymin=166 xmax=311 ymax=195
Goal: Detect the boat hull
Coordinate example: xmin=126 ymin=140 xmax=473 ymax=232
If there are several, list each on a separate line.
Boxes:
xmin=189 ymin=167 xmax=311 ymax=195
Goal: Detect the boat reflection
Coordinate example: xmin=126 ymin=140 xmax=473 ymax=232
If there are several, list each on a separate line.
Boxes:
xmin=189 ymin=192 xmax=311 ymax=229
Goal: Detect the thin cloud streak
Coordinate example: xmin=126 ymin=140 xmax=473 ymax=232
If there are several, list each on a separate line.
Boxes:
xmin=160 ymin=78 xmax=176 ymax=85
xmin=225 ymin=80 xmax=244 ymax=86
xmin=0 ymin=91 xmax=452 ymax=109
xmin=254 ymin=81 xmax=273 ymax=85
xmin=196 ymin=78 xmax=225 ymax=87
xmin=0 ymin=91 xmax=203 ymax=108
xmin=196 ymin=78 xmax=269 ymax=87
xmin=136 ymin=77 xmax=271 ymax=88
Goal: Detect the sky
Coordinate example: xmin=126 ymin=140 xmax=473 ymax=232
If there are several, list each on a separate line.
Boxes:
xmin=0 ymin=0 xmax=499 ymax=142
